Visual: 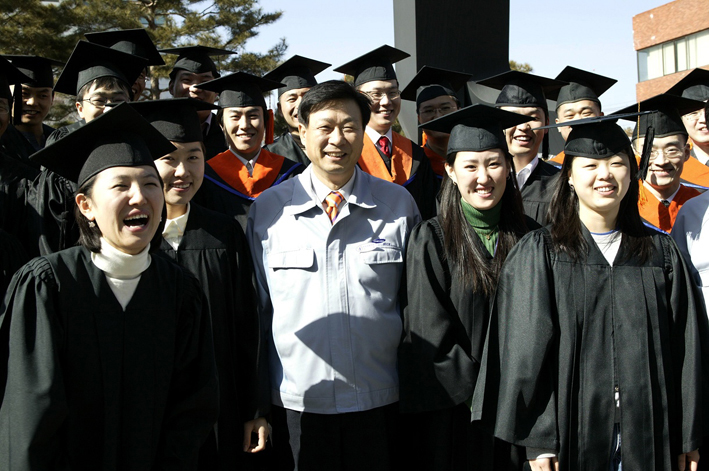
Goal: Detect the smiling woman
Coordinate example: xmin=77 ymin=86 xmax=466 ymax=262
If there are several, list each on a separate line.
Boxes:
xmin=472 ymin=117 xmax=706 ymax=471
xmin=0 ymin=104 xmax=219 ymax=470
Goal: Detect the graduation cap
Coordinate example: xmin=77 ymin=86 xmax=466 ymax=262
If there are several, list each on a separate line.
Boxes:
xmin=85 ymin=28 xmax=165 ymax=66
xmin=333 ymin=45 xmax=410 ymax=88
xmin=129 ymin=97 xmax=218 ymax=143
xmin=420 ymin=104 xmax=533 ymax=156
xmin=613 ymin=93 xmax=705 ymax=140
xmin=400 ymin=66 xmax=472 ymax=111
xmin=5 ymin=55 xmax=64 ymax=88
xmin=195 ymin=71 xmax=283 ymax=109
xmin=665 ymin=68 xmax=709 ymax=102
xmin=477 ymin=70 xmax=566 ymax=114
xmin=534 ymin=112 xmax=653 ymax=179
xmin=263 ymin=55 xmax=330 ymax=97
xmin=30 ymin=102 xmax=175 ymax=186
xmin=160 ymin=46 xmax=236 ymax=79
xmin=549 ymin=66 xmax=617 ymax=109
xmin=54 ymin=41 xmax=148 ymax=97
xmin=0 ymin=55 xmax=32 ymax=126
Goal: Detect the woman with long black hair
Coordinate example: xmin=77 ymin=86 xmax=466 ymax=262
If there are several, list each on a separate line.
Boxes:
xmin=398 ymin=105 xmax=537 ymax=470
xmin=472 ymin=116 xmax=707 ymax=471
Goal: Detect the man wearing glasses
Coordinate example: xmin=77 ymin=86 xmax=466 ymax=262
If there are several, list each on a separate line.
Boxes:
xmin=614 ymin=94 xmax=705 ymax=233
xmin=47 ymin=41 xmax=147 ymax=145
xmin=335 ymin=46 xmax=439 ymax=220
xmin=400 ymin=66 xmax=471 ymax=179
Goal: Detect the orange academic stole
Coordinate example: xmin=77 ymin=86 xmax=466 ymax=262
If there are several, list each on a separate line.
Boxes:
xmin=207 ymin=148 xmax=286 ymax=198
xmin=358 ymin=132 xmax=414 ymax=185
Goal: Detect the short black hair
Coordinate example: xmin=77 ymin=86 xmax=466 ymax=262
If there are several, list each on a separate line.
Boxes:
xmin=76 ymin=76 xmax=133 ymax=102
xmin=74 ymin=174 xmax=102 ymax=253
xmin=298 ymin=80 xmax=371 ymax=128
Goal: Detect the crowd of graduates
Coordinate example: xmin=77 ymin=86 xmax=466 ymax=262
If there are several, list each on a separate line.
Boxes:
xmin=0 ymin=27 xmax=708 ymax=471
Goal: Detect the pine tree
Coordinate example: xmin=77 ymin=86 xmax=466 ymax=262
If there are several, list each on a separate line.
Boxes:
xmin=0 ymin=0 xmax=287 ymax=123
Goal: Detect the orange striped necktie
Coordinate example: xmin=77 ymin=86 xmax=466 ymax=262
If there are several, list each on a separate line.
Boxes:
xmin=323 ymin=191 xmax=344 ymax=224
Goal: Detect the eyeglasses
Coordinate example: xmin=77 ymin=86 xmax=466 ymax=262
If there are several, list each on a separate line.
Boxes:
xmin=81 ymin=96 xmax=127 ymax=108
xmin=419 ymin=104 xmax=456 ymax=118
xmin=361 ymin=89 xmax=401 ymax=102
xmin=648 ymin=146 xmax=686 ymax=160
xmin=683 ymin=108 xmax=706 ymax=122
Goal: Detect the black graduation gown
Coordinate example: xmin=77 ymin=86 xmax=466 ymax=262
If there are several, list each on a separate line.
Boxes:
xmin=156 ymin=203 xmax=267 ymax=471
xmin=0 ymin=123 xmax=38 ymax=169
xmin=193 ymin=156 xmax=303 ymax=231
xmin=203 ymin=113 xmax=227 ymax=159
xmin=520 ymin=160 xmax=559 ymax=226
xmin=471 ymin=226 xmax=707 ymax=470
xmin=19 ymin=123 xmax=56 ymax=151
xmin=264 ymin=132 xmax=310 ymax=167
xmin=45 ymin=120 xmax=84 ymax=147
xmin=0 ymin=246 xmax=219 ymax=471
xmin=0 ymin=228 xmax=28 ymax=297
xmin=398 ymin=218 xmax=492 ymax=471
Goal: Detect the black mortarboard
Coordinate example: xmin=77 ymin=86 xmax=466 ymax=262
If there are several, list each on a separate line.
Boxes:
xmin=534 ymin=112 xmax=653 ymax=179
xmin=5 ymin=55 xmax=64 ymax=88
xmin=129 ymin=97 xmax=218 ymax=143
xmin=400 ymin=66 xmax=472 ymax=111
xmin=85 ymin=28 xmax=165 ymax=66
xmin=0 ymin=55 xmax=32 ymax=126
xmin=421 ymin=104 xmax=533 ymax=156
xmin=195 ymin=72 xmax=283 ymax=109
xmin=665 ymin=68 xmax=709 ymax=102
xmin=263 ymin=55 xmax=330 ymax=97
xmin=160 ymin=46 xmax=236 ymax=79
xmin=477 ymin=70 xmax=566 ymax=114
xmin=54 ymin=41 xmax=148 ymax=97
xmin=333 ymin=45 xmax=410 ymax=88
xmin=549 ymin=66 xmax=616 ymax=109
xmin=613 ymin=94 xmax=705 ymax=140
xmin=30 ymin=102 xmax=175 ymax=186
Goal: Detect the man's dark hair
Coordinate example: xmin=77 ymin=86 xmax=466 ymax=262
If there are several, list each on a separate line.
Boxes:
xmin=298 ymin=80 xmax=371 ymax=127
xmin=76 ymin=76 xmax=133 ymax=102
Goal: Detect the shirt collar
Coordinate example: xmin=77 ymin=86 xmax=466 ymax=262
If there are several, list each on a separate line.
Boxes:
xmin=91 ymin=237 xmax=151 ymax=279
xmin=163 ymin=203 xmax=191 ymax=239
xmin=643 ymin=181 xmax=681 ymax=203
xmin=365 ymin=125 xmax=393 ymax=146
xmin=310 ymin=166 xmax=356 ymax=204
xmin=202 ymin=111 xmax=214 ymax=134
xmin=516 ymin=155 xmax=540 ymax=189
xmin=230 ymin=147 xmax=262 ymax=167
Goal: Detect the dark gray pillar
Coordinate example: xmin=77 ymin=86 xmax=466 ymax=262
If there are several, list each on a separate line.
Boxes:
xmin=394 ymin=0 xmax=511 ymax=141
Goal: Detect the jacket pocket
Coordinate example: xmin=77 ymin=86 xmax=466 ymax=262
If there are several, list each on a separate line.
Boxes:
xmin=267 ymin=248 xmax=315 ymax=270
xmin=358 ymin=243 xmax=403 ymax=265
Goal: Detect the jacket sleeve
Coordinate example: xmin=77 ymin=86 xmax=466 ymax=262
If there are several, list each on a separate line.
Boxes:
xmin=0 ymin=258 xmax=67 ymax=471
xmin=471 ymin=230 xmax=560 ymax=451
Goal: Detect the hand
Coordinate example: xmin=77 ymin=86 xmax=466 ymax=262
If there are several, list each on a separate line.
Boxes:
xmin=243 ymin=417 xmax=269 ymax=453
xmin=529 ymin=457 xmax=559 ymax=471
xmin=678 ymin=449 xmax=700 ymax=471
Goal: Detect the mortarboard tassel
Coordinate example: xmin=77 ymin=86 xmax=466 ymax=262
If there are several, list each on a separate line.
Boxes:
xmin=266 ymin=109 xmax=274 ymax=145
xmin=637 ymin=125 xmax=654 ymax=181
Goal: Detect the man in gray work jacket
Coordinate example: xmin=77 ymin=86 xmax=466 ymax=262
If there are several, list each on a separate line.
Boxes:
xmin=246 ymin=80 xmax=421 ymax=471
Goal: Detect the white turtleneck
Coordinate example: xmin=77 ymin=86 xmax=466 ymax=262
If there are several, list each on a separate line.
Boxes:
xmin=91 ymin=238 xmax=152 ymax=310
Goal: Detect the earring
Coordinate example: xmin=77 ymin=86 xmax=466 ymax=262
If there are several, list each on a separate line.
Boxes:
xmin=88 ymin=221 xmax=96 ymax=228
xmin=569 ymin=184 xmax=575 ymax=190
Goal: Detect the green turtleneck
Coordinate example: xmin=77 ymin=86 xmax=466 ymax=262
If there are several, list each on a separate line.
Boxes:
xmin=460 ymin=198 xmax=501 ymax=255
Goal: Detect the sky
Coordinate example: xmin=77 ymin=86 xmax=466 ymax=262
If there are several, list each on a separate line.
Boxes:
xmin=243 ymin=0 xmax=671 ymax=113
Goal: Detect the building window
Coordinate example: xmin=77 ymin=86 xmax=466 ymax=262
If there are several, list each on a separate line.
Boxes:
xmin=638 ymin=28 xmax=709 ymax=81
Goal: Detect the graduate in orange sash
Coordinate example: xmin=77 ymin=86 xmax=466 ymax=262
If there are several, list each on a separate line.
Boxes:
xmin=334 ymin=46 xmax=439 ymax=220
xmin=193 ymin=72 xmax=304 ymax=229
xmin=400 ymin=66 xmax=470 ymax=180
xmin=614 ymin=94 xmax=705 ymax=233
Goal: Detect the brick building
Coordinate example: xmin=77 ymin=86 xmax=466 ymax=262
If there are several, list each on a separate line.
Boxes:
xmin=633 ymin=0 xmax=709 ymax=101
